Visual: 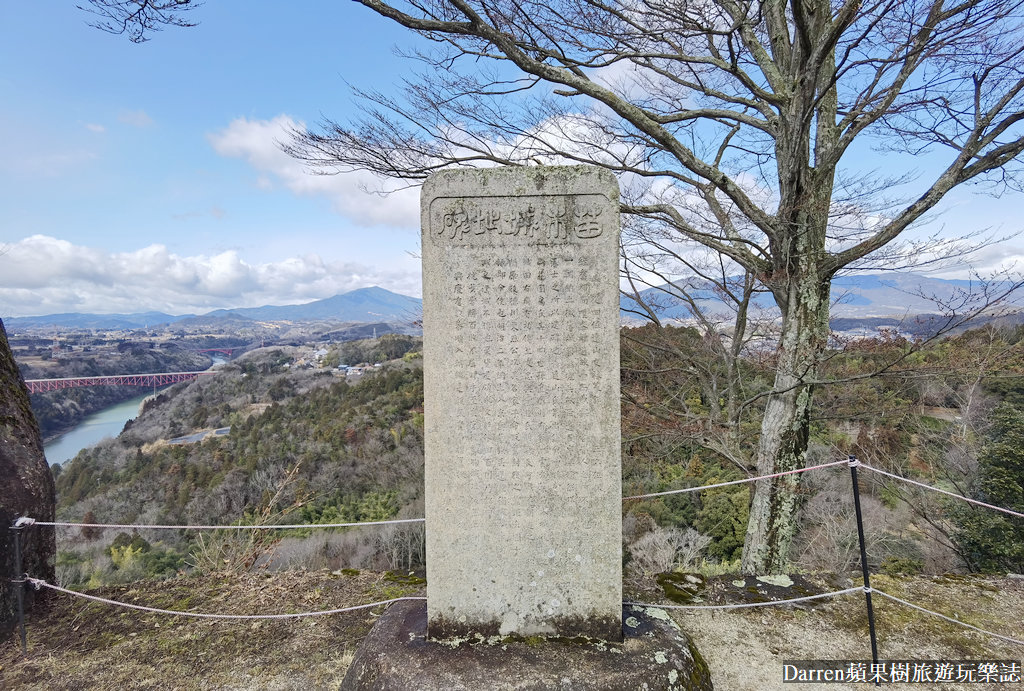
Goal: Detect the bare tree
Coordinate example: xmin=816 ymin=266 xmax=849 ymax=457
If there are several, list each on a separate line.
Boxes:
xmin=293 ymin=0 xmax=1024 ymax=574
xmin=85 ymin=0 xmax=1024 ymax=573
xmin=79 ymin=0 xmax=200 ymax=43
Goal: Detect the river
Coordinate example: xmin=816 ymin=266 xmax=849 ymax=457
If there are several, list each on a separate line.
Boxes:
xmin=42 ymin=358 xmax=226 ymax=466
xmin=42 ymin=391 xmax=155 ymax=466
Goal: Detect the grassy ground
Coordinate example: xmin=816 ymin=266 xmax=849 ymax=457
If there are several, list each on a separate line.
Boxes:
xmin=2 ymin=570 xmax=1021 ymax=690
xmin=1 ymin=570 xmax=422 ymax=690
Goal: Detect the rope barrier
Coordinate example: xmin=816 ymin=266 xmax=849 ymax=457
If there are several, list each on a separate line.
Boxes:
xmin=21 ymin=576 xmax=1024 ymax=648
xmin=26 ymin=517 xmax=426 ymax=531
xmin=11 ymin=456 xmax=1024 ymax=662
xmin=25 ymin=578 xmax=425 ymax=620
xmin=857 ymin=463 xmax=1024 ymax=519
xmin=625 ymin=586 xmax=862 ymax=610
xmin=623 ymin=459 xmax=849 ymax=500
xmin=26 ymin=576 xmax=857 ymax=617
xmin=871 ymin=588 xmax=1024 ymax=647
xmin=21 ymin=458 xmax=1021 ymax=534
xmin=16 ymin=458 xmax=851 ymax=531
xmin=21 ymin=457 xmax=1024 ymax=530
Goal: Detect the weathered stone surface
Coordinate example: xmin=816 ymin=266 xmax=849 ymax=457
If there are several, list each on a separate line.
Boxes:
xmin=340 ymin=600 xmax=713 ymax=691
xmin=421 ymin=166 xmax=622 ymax=640
xmin=0 ymin=319 xmax=56 ymax=639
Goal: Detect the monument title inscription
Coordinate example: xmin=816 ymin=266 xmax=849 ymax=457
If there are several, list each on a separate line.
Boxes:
xmin=422 ymin=167 xmax=622 ymax=641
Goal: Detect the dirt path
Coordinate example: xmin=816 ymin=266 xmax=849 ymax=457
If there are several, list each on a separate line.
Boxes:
xmin=677 ymin=574 xmax=1024 ymax=690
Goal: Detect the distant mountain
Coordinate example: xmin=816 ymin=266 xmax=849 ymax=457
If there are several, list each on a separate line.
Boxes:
xmin=203 ymin=286 xmax=422 ymax=323
xmin=2 ymin=311 xmax=187 ymax=331
xmin=621 ymin=273 xmax=1024 ymax=323
xmin=8 ymin=276 xmax=1021 ymax=333
xmin=828 ymin=274 xmax=990 ymax=317
xmin=4 ymin=287 xmax=422 ymax=331
xmin=170 ymin=312 xmax=260 ymax=331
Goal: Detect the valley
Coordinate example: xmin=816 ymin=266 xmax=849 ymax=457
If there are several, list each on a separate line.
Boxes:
xmin=6 ymin=282 xmax=1024 ymax=590
xmin=4 ymin=283 xmax=1024 ymax=688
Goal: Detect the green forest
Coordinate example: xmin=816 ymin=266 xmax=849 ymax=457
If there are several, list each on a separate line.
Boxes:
xmin=48 ymin=326 xmax=1024 ymax=589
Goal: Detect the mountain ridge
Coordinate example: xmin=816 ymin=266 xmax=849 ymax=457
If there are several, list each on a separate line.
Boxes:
xmin=4 ymin=287 xmax=420 ymax=330
xmin=6 ymin=274 xmax=1022 ymax=331
xmin=622 ymin=272 xmax=1024 ymax=323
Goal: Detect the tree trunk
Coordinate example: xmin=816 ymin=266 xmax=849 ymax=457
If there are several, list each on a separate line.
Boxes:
xmin=740 ymin=269 xmax=832 ymax=574
xmin=0 ymin=319 xmax=56 ymax=639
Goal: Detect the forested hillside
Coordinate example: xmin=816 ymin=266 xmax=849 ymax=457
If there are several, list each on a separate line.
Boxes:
xmin=20 ymin=345 xmax=211 ymax=440
xmin=54 ymin=346 xmax=425 ymax=586
xmin=619 ymin=322 xmax=1024 ymax=577
xmin=48 ymin=324 xmax=1024 ymax=590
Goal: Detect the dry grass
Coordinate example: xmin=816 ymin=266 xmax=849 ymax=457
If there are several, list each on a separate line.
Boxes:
xmin=1 ymin=570 xmax=422 ymax=690
xmin=2 ymin=571 xmax=1022 ymax=690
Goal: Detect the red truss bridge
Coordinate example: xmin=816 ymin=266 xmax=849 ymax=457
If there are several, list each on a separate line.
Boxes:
xmin=25 ymin=371 xmax=216 ymax=394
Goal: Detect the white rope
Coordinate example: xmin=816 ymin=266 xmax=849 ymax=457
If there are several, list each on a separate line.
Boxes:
xmin=872 ymin=588 xmax=1024 ymax=647
xmin=623 ymin=459 xmax=849 ymax=500
xmin=28 ymin=517 xmax=425 ymax=531
xmin=625 ymin=586 xmax=862 ymax=610
xmin=23 ymin=579 xmax=1024 ymax=648
xmin=31 ymin=577 xmax=855 ymax=617
xmin=17 ymin=459 xmax=858 ymax=531
xmin=23 ymin=459 xmax=1024 ymax=536
xmin=857 ymin=463 xmax=1024 ymax=519
xmin=27 ymin=578 xmax=425 ymax=620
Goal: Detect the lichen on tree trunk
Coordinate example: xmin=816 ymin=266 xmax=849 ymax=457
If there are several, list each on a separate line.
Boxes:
xmin=0 ymin=319 xmax=56 ymax=639
xmin=741 ymin=260 xmax=833 ymax=575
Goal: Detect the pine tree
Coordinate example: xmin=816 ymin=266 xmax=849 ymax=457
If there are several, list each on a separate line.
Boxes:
xmin=953 ymin=404 xmax=1024 ymax=573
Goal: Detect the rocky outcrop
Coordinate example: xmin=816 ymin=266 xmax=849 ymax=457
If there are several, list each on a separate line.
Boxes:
xmin=0 ymin=319 xmax=55 ymax=639
xmin=341 ymin=601 xmax=713 ymax=690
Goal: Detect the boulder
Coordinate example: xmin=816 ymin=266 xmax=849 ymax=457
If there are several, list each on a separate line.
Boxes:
xmin=0 ymin=319 xmax=56 ymax=640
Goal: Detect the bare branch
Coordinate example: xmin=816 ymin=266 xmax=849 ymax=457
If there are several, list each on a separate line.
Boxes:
xmin=79 ymin=0 xmax=201 ymax=43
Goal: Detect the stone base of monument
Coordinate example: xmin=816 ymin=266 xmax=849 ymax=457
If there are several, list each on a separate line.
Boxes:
xmin=340 ymin=601 xmax=713 ymax=690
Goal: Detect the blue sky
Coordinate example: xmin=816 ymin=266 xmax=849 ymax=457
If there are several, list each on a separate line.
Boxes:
xmin=1 ymin=2 xmax=1022 ymax=318
xmin=1 ymin=1 xmax=426 ymax=318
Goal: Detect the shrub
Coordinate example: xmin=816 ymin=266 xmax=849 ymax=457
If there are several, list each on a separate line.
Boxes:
xmin=627 ymin=526 xmax=711 ymax=576
xmin=879 ymin=556 xmax=924 ymax=576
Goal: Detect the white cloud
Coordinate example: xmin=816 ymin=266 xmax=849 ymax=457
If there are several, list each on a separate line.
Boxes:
xmin=85 ymin=123 xmax=106 ymax=133
xmin=118 ymin=110 xmax=154 ymax=128
xmin=208 ymin=115 xmax=419 ymax=228
xmin=0 ymin=235 xmax=421 ymax=317
xmin=928 ymin=241 xmax=1024 ymax=280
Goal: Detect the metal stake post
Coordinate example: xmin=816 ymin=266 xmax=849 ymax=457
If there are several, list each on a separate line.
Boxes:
xmin=849 ymin=455 xmax=880 ymax=675
xmin=12 ymin=523 xmax=27 ymax=655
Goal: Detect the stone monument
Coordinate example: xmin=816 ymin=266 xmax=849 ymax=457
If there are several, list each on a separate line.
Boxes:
xmin=341 ymin=167 xmax=712 ymax=690
xmin=422 ymin=166 xmax=622 ymax=641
